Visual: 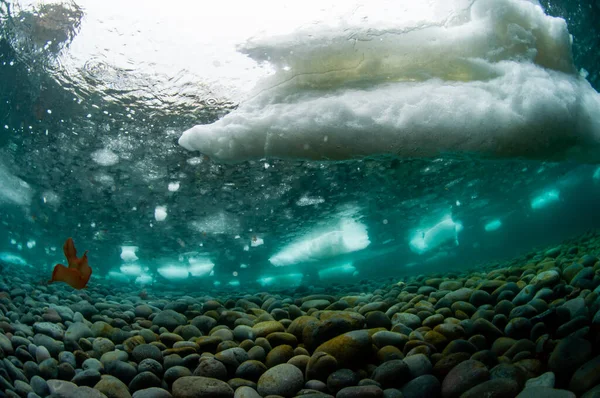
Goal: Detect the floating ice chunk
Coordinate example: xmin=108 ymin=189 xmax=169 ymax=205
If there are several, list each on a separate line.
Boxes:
xmin=157 ymin=264 xmax=189 ymax=280
xmin=531 ymin=189 xmax=560 ymax=209
xmin=10 ymin=239 xmax=16 ymax=245
xmin=188 ymin=257 xmax=215 ymax=277
xmin=91 ymin=149 xmax=119 ymax=166
xmin=42 ymin=191 xmax=60 ymax=206
xmin=168 ymin=182 xmax=180 ymax=192
xmin=107 ymin=271 xmax=130 ymax=283
xmin=296 ymin=196 xmax=325 ymax=206
xmin=228 ymin=280 xmax=240 ymax=287
xmin=120 ymin=263 xmax=142 ymax=276
xmin=409 ymin=215 xmax=463 ymax=254
xmin=0 ymin=252 xmax=28 ymax=266
xmin=26 ymin=240 xmax=36 ymax=249
xmin=318 ymin=262 xmax=357 ymax=280
xmin=213 ymin=281 xmax=221 ymax=286
xmin=0 ymin=162 xmax=32 ymax=206
xmin=251 ymin=237 xmax=264 ymax=247
xmin=155 ymin=206 xmax=167 ymax=222
xmin=179 ymin=0 xmax=600 ymax=164
xmin=594 ymin=167 xmax=600 ymax=181
xmin=269 ymin=218 xmax=370 ymax=266
xmin=135 ymin=274 xmax=153 ymax=285
xmin=258 ymin=273 xmax=303 ymax=287
xmin=187 ymin=157 xmax=204 ymax=166
xmin=484 ymin=219 xmax=502 ymax=232
xmin=258 ymin=276 xmax=275 ymax=286
xmin=240 ymin=264 xmax=248 ymax=269
xmin=120 ymin=246 xmax=139 ymax=262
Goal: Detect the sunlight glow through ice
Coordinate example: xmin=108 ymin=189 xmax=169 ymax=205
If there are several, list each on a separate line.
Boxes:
xmin=0 ymin=162 xmax=32 ymax=206
xmin=269 ymin=219 xmax=370 ymax=266
xmin=120 ymin=263 xmax=143 ymax=276
xmin=157 ymin=264 xmax=189 ymax=280
xmin=318 ymin=262 xmax=357 ymax=280
xmin=409 ymin=215 xmax=463 ymax=254
xmin=155 ymin=206 xmax=167 ymax=221
xmin=531 ymin=189 xmax=561 ymax=209
xmin=120 ymin=246 xmax=139 ymax=262
xmin=91 ymin=149 xmax=119 ymax=166
xmin=484 ymin=219 xmax=503 ymax=232
xmin=0 ymin=252 xmax=28 ymax=266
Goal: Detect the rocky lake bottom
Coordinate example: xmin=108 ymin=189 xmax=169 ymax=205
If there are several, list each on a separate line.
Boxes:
xmin=2 ymin=231 xmax=600 ymax=398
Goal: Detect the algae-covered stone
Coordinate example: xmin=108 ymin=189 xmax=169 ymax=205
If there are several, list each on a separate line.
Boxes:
xmin=314 ymin=330 xmax=373 ymax=367
xmin=252 ymin=321 xmax=285 ymax=337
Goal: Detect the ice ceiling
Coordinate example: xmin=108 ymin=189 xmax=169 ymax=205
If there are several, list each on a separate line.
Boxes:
xmin=1 ymin=0 xmax=600 ymax=290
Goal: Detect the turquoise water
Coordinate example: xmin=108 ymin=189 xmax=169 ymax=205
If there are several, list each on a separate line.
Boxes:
xmin=0 ymin=0 xmax=599 ymax=292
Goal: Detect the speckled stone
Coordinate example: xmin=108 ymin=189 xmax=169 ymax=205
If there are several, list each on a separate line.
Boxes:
xmin=172 ymin=376 xmax=234 ymax=398
xmin=257 ymin=364 xmax=304 ymax=397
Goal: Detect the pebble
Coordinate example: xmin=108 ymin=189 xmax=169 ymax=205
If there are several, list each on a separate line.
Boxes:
xmin=526 ymin=372 xmax=556 ymax=388
xmin=152 ymin=310 xmax=187 ymax=331
xmin=94 ymin=375 xmax=133 ymax=398
xmin=516 ymin=387 xmax=576 ymax=398
xmin=65 ymin=322 xmax=93 ymax=342
xmin=47 ymin=379 xmax=108 ymax=398
xmin=569 ymin=354 xmax=600 ymax=395
xmin=233 ymin=386 xmax=261 ymax=398
xmin=172 ymin=376 xmax=234 ymax=398
xmin=441 ymin=359 xmax=490 ymax=398
xmin=337 ymin=385 xmax=384 ymax=398
xmin=72 ymin=368 xmax=102 ymax=387
xmin=256 ymin=363 xmax=304 ymax=396
xmin=132 ymin=388 xmax=172 ymax=398
xmin=132 ymin=344 xmax=163 ymax=363
xmin=129 ymin=371 xmax=162 ymax=392
xmin=314 ymin=330 xmax=372 ymax=367
xmin=401 ymin=374 xmax=440 ymax=398
xmin=548 ymin=336 xmax=591 ymax=376
xmin=1 ymin=237 xmax=600 ymax=398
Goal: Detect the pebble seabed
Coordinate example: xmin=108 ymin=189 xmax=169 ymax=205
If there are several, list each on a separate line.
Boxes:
xmin=3 ymin=232 xmax=600 ymax=398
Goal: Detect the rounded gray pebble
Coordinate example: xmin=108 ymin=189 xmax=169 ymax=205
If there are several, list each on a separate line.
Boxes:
xmin=257 ymin=363 xmax=304 ymax=397
xmin=132 ymin=387 xmax=173 ymax=398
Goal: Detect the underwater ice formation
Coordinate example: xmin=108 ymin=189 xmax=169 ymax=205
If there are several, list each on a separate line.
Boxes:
xmin=154 ymin=206 xmax=168 ymax=222
xmin=179 ymin=0 xmax=600 ymax=163
xmin=269 ymin=219 xmax=370 ymax=266
xmin=531 ymin=189 xmax=561 ymax=209
xmin=484 ymin=219 xmax=503 ymax=232
xmin=258 ymin=273 xmax=303 ymax=287
xmin=0 ymin=252 xmax=28 ymax=267
xmin=318 ymin=262 xmax=358 ymax=281
xmin=120 ymin=246 xmax=139 ymax=262
xmin=409 ymin=215 xmax=463 ymax=254
xmin=91 ymin=149 xmax=119 ymax=166
xmin=188 ymin=257 xmax=215 ymax=277
xmin=0 ymin=162 xmax=32 ymax=206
